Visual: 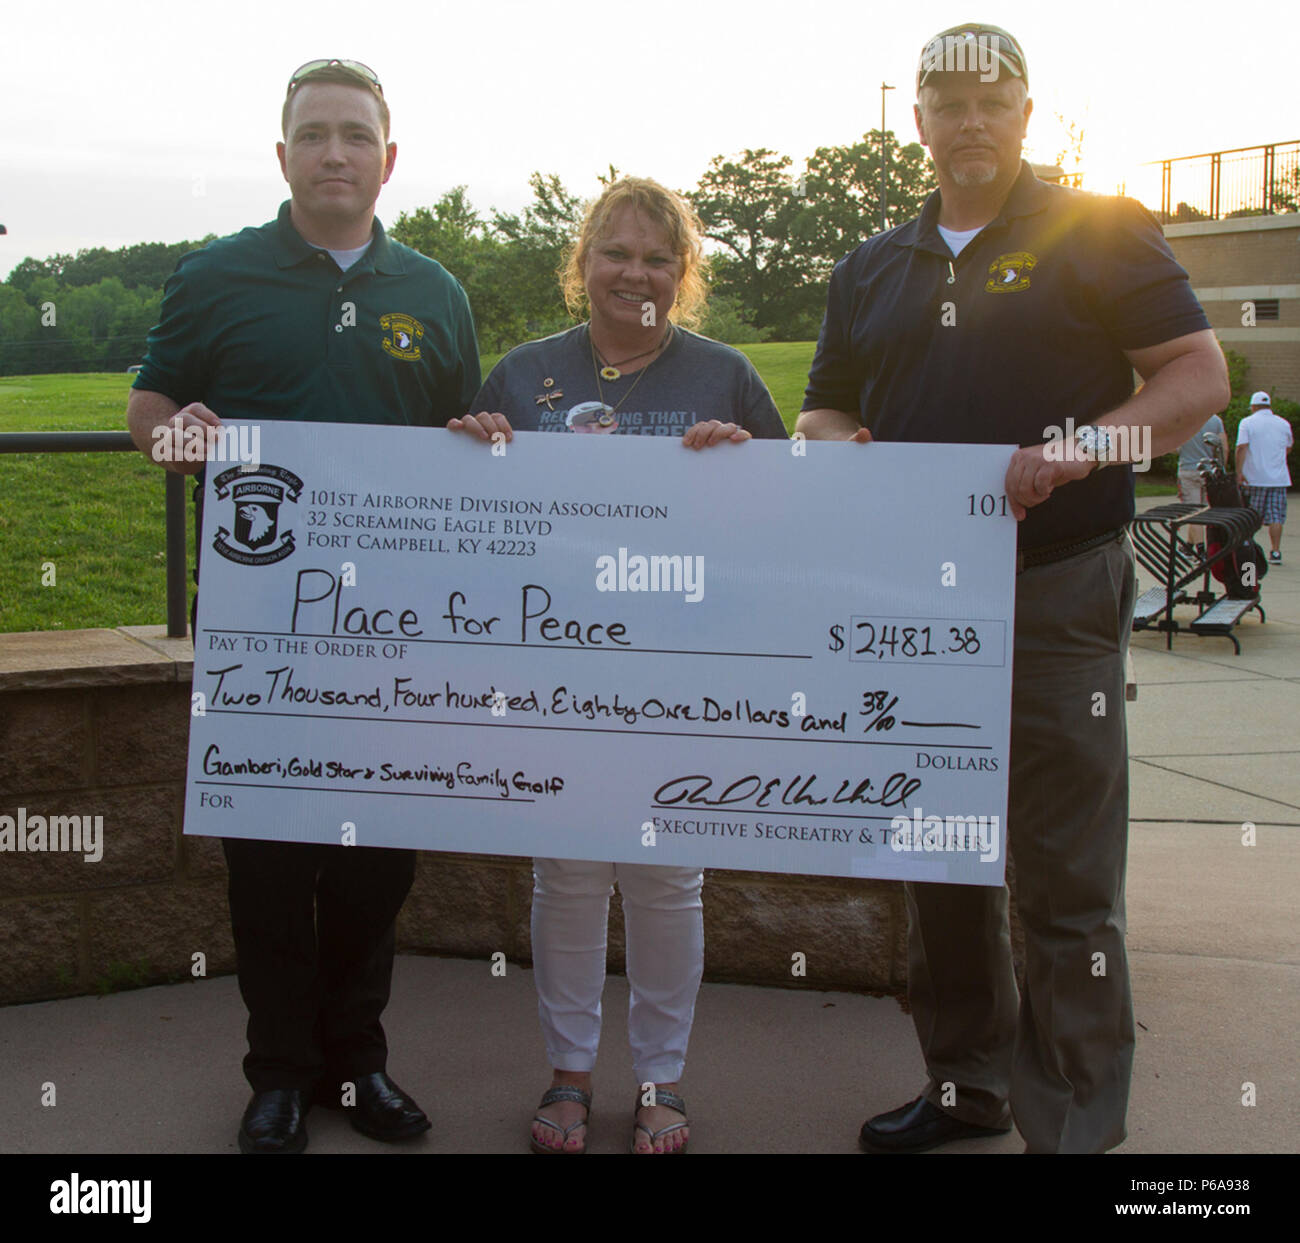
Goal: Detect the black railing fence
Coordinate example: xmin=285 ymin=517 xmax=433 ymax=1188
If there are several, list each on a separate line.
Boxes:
xmin=1049 ymin=141 xmax=1300 ymax=222
xmin=0 ymin=432 xmax=189 ymax=638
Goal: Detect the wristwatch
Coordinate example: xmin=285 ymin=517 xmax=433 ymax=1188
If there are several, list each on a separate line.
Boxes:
xmin=1074 ymin=424 xmax=1118 ymax=468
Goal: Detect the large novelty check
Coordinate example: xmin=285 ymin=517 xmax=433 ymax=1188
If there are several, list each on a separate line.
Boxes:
xmin=184 ymin=424 xmax=1017 ymax=885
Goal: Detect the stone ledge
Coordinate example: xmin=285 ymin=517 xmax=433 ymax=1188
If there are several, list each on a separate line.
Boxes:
xmin=0 ymin=627 xmax=193 ymax=692
xmin=1165 ymin=214 xmax=1300 ymax=238
xmin=117 ymin=626 xmax=195 ymax=680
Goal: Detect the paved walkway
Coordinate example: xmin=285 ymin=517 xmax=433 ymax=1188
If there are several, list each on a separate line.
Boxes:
xmin=2 ymin=500 xmax=1296 ymax=1153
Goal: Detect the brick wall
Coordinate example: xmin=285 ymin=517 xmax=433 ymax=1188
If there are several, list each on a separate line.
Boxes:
xmin=1165 ymin=215 xmax=1300 ymax=397
xmin=1168 ymin=220 xmax=1299 ymax=288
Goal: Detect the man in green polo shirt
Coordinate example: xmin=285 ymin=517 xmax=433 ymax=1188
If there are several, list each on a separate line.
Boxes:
xmin=127 ymin=59 xmax=479 ymax=1154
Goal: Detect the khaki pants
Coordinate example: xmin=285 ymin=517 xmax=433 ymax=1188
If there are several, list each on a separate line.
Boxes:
xmin=1177 ymin=471 xmax=1209 ymax=544
xmin=904 ymin=536 xmax=1138 ymax=1153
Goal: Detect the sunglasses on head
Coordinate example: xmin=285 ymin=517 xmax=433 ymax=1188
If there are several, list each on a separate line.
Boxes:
xmin=286 ymin=59 xmax=383 ymax=94
xmin=917 ymin=27 xmax=1026 ymax=89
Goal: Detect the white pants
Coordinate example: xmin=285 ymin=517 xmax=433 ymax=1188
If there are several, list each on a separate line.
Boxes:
xmin=531 ymin=858 xmax=704 ymax=1084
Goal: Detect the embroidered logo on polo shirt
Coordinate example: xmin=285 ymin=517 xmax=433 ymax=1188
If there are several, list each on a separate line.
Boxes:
xmin=380 ymin=312 xmax=425 ymax=361
xmin=985 ymin=251 xmax=1037 ymax=293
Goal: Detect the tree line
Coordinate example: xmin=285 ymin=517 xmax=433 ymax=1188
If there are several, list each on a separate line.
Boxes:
xmin=0 ymin=133 xmax=935 ymax=373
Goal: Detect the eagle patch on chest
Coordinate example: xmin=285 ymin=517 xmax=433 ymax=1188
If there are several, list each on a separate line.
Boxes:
xmin=985 ymin=251 xmax=1037 ymax=293
xmin=380 ymin=312 xmax=425 ymax=361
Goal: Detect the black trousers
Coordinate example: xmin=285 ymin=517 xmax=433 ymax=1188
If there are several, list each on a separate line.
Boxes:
xmin=195 ymin=499 xmax=414 ymax=1094
xmin=221 ymin=837 xmax=417 ymax=1094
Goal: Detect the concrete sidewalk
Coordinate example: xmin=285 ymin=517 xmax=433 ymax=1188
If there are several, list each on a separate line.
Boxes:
xmin=2 ymin=504 xmax=1296 ymax=1154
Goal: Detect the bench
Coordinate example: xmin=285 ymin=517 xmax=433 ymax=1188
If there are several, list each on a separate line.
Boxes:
xmin=1128 ymin=504 xmax=1264 ymax=652
xmin=1131 ymin=586 xmax=1185 ymax=627
xmin=1189 ymin=596 xmax=1264 ymax=654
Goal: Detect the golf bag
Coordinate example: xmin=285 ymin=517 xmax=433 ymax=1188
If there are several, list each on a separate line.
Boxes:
xmin=1199 ymin=441 xmax=1268 ymax=599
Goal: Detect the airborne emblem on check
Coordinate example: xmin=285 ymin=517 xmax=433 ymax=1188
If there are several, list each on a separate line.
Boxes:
xmin=380 ymin=311 xmax=425 ymax=361
xmin=210 ymin=463 xmax=304 ymax=567
xmin=985 ymin=250 xmax=1037 ymax=293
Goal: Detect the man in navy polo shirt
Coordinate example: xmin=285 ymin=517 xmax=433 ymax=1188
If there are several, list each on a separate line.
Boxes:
xmin=798 ymin=25 xmax=1228 ymax=1153
xmin=127 ymin=60 xmax=479 ymax=1154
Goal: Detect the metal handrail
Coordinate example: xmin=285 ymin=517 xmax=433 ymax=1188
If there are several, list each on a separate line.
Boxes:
xmin=1139 ymin=139 xmax=1298 ymax=164
xmin=1058 ymin=140 xmax=1300 ymax=221
xmin=0 ymin=432 xmax=189 ymax=638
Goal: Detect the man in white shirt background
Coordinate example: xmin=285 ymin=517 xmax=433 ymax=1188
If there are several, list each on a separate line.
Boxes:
xmin=1236 ymin=392 xmax=1294 ymax=563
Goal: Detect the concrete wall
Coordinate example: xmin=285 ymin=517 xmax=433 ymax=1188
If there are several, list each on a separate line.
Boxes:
xmin=1165 ymin=214 xmax=1300 ymax=395
xmin=0 ymin=628 xmax=940 ymax=1006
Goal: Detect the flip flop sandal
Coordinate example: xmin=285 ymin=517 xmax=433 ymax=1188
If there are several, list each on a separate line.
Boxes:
xmin=530 ymin=1085 xmax=592 ymax=1155
xmin=631 ymin=1088 xmax=689 ymax=1154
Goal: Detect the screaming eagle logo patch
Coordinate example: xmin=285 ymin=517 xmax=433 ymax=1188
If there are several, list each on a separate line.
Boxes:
xmin=210 ymin=464 xmax=304 ymax=566
xmin=985 ymin=251 xmax=1037 ymax=293
xmin=380 ymin=312 xmax=425 ymax=361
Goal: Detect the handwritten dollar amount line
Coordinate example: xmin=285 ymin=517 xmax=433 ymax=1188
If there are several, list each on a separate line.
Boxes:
xmin=827 ymin=617 xmax=1002 ymax=665
xmin=855 ymin=691 xmax=976 ymax=735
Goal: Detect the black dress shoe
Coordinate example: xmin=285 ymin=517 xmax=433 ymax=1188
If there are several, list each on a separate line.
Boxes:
xmin=238 ymin=1088 xmax=309 ymax=1154
xmin=858 ymin=1095 xmax=1011 ymax=1153
xmin=349 ymin=1072 xmax=431 ymax=1142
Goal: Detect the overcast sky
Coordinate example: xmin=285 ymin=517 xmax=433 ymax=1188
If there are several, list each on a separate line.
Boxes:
xmin=1 ymin=0 xmax=1291 ymax=277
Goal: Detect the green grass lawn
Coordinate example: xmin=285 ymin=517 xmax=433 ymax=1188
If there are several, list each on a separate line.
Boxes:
xmin=0 ymin=361 xmax=1178 ymax=633
xmin=734 ymin=342 xmax=815 ymax=433
xmin=0 ymin=374 xmax=174 ymax=633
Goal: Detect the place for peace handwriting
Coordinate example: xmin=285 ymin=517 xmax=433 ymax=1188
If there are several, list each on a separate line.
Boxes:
xmin=289 ymin=570 xmax=629 ymax=647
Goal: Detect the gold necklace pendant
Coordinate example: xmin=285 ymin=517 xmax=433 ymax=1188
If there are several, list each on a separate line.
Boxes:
xmin=600 ymin=365 xmax=621 ymax=381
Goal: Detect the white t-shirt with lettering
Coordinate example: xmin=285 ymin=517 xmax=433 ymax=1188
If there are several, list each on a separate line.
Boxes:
xmin=1236 ymin=410 xmax=1294 ymax=487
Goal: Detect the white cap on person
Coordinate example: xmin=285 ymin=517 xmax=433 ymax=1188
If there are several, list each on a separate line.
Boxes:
xmin=1249 ymin=391 xmax=1271 ymax=406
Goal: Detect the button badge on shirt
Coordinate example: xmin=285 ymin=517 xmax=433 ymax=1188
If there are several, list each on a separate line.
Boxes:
xmin=565 ymin=401 xmax=619 ymax=433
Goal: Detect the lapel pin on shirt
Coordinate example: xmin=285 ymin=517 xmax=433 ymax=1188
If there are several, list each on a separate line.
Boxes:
xmin=535 ymin=378 xmax=563 ymax=410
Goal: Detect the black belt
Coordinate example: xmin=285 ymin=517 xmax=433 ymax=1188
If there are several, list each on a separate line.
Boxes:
xmin=1017 ymin=527 xmax=1125 ymax=574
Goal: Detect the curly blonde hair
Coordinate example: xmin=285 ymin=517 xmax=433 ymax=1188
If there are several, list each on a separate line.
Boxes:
xmin=560 ymin=177 xmax=708 ymax=328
